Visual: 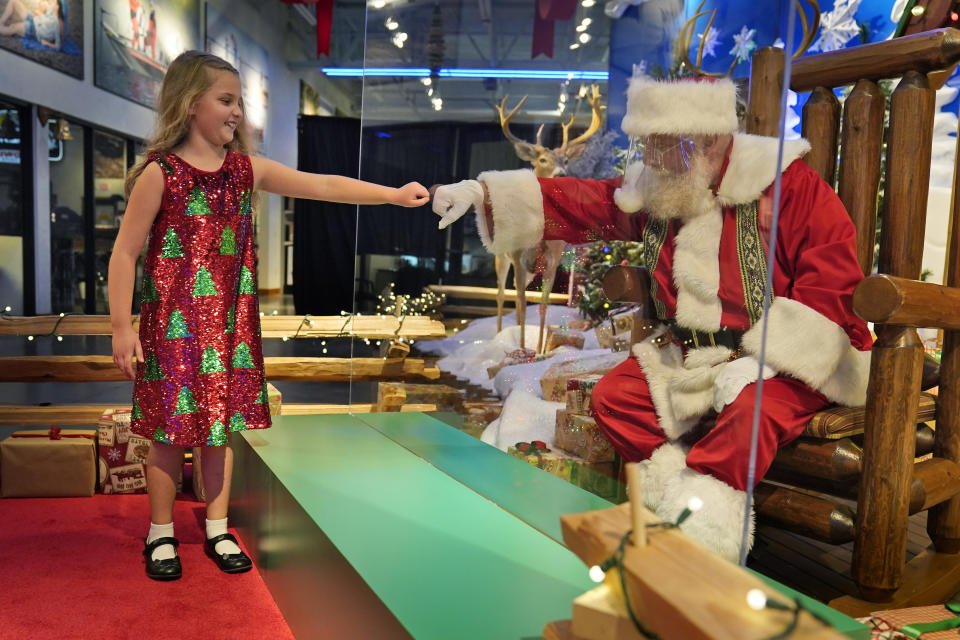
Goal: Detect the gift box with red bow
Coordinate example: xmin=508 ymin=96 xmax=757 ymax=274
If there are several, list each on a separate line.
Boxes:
xmin=507 ymin=441 xmax=576 ymax=481
xmin=1 ymin=427 xmax=98 ymax=498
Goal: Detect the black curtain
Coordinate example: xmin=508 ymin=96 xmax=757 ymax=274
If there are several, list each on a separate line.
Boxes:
xmin=293 ymin=116 xmax=361 ymax=315
xmin=293 ymin=116 xmax=545 ymax=314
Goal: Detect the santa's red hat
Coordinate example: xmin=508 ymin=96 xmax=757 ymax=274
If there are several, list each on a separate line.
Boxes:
xmin=621 ymin=76 xmax=739 ymax=137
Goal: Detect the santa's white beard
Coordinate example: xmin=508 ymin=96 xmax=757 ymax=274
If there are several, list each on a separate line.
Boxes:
xmin=627 ymin=155 xmax=716 ymax=221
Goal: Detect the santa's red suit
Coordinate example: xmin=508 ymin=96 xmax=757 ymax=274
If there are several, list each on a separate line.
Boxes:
xmin=472 ymin=129 xmax=872 ymax=561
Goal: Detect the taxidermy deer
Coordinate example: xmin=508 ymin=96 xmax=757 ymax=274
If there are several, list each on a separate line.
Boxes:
xmin=495 ymin=85 xmax=604 ymax=352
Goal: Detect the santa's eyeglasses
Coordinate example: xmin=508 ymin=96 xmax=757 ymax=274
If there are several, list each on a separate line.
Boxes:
xmin=629 ymin=135 xmax=699 ymax=173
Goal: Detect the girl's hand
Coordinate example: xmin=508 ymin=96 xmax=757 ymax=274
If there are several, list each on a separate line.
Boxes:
xmin=393 ymin=182 xmax=430 ymax=207
xmin=112 ymin=326 xmax=144 ymax=381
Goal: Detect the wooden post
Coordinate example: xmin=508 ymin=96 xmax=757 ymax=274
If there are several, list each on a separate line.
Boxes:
xmin=801 ymin=86 xmax=841 ymax=185
xmin=746 ymin=47 xmax=785 ymax=137
xmin=852 ymin=326 xmax=923 ymax=600
xmin=878 ymin=71 xmax=936 ymax=279
xmin=837 ymin=79 xmax=885 ymax=276
xmin=927 ymin=94 xmax=960 ymax=552
xmin=625 ymin=463 xmax=647 ymax=547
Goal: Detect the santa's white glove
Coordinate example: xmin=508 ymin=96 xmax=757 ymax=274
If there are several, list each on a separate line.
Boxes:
xmin=712 ymin=356 xmax=776 ymax=412
xmin=432 ymin=179 xmax=485 ymax=230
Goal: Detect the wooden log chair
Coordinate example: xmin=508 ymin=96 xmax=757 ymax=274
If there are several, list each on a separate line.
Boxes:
xmin=602 ymin=28 xmax=960 ymax=609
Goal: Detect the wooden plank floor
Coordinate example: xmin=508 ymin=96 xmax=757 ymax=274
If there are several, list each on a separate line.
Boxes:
xmin=747 ymin=511 xmax=937 ymax=604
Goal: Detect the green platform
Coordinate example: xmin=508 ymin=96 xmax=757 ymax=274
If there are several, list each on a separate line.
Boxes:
xmin=231 ymin=413 xmax=868 ymax=640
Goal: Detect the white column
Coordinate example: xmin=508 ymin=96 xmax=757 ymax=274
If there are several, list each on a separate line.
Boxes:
xmin=32 ymin=105 xmax=51 ymax=314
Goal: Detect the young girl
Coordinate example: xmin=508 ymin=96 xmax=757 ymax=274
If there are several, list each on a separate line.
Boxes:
xmin=109 ymin=50 xmax=429 ymax=581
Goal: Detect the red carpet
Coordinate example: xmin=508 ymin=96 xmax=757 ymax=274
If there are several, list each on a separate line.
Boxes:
xmin=0 ymin=493 xmax=294 ymax=640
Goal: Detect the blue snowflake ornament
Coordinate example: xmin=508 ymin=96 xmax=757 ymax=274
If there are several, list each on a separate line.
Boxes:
xmin=698 ymin=26 xmax=721 ymax=58
xmin=810 ymin=0 xmax=862 ymax=53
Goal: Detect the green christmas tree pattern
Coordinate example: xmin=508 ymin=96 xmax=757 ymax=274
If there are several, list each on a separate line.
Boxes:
xmin=192 ymin=266 xmax=219 ymax=297
xmin=238 ymin=265 xmax=256 ymax=294
xmin=174 ymin=386 xmax=199 ymax=415
xmin=224 ymin=305 xmax=236 ymax=334
xmin=140 ymin=273 xmax=160 ymax=303
xmin=229 ymin=411 xmax=248 ymax=432
xmin=232 ymin=341 xmax=254 ymax=369
xmin=142 ymin=353 xmax=166 ymax=381
xmin=153 ymin=426 xmax=171 ymax=444
xmin=132 ymin=397 xmax=144 ymax=421
xmin=207 ymin=420 xmax=228 ymax=446
xmin=186 ymin=186 xmax=212 ymax=216
xmin=200 ymin=345 xmax=226 ymax=374
xmin=164 ymin=310 xmax=192 ymax=339
xmin=220 ymin=226 xmax=236 ymax=255
xmin=255 ymin=381 xmax=268 ymax=404
xmin=161 ymin=227 xmax=184 ymax=258
xmin=238 ymin=189 xmax=252 ymax=216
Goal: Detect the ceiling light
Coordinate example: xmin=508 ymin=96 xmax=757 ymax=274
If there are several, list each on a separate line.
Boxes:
xmin=581 ymin=17 xmax=592 ymax=26
xmin=421 ymin=77 xmax=431 ymax=86
xmin=582 ymin=0 xmax=595 ymax=6
xmin=371 ymin=0 xmax=386 ymax=8
xmin=385 ymin=18 xmax=398 ymax=30
xmin=576 ymin=24 xmax=587 ymax=32
xmin=579 ymin=32 xmax=591 ymax=44
xmin=320 ymin=67 xmax=609 ymax=80
xmin=569 ymin=43 xmax=580 ymax=50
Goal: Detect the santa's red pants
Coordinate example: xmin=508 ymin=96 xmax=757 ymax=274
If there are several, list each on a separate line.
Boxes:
xmin=590 ymin=356 xmax=831 ymax=491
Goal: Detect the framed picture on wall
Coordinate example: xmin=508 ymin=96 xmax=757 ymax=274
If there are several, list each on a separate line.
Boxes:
xmin=0 ymin=0 xmax=84 ymax=79
xmin=205 ymin=4 xmax=268 ymax=145
xmin=94 ymin=0 xmax=201 ymax=108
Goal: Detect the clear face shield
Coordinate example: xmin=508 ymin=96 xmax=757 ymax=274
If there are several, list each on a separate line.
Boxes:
xmin=626 ymin=134 xmax=701 ymax=176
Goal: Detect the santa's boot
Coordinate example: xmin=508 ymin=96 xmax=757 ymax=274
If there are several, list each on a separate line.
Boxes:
xmin=633 ymin=442 xmax=688 ymax=511
xmin=656 ymin=468 xmax=754 ymax=564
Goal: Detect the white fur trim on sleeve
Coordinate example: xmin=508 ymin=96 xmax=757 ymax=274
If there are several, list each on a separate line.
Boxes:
xmin=741 ymin=297 xmax=870 ymax=406
xmin=715 ymin=135 xmax=812 ymax=207
xmin=476 ymin=169 xmax=544 ymax=255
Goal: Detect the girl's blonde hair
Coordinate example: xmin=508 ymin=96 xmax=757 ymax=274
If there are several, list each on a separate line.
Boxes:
xmin=125 ymin=50 xmax=252 ymax=196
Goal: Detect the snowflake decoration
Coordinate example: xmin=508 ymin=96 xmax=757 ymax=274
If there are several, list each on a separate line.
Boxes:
xmin=697 ymin=27 xmax=720 ymax=58
xmin=729 ymin=26 xmax=757 ymax=63
xmin=108 ymin=448 xmax=122 ymax=462
xmin=772 ymin=37 xmax=785 ymax=49
xmin=810 ymin=0 xmax=862 ymax=53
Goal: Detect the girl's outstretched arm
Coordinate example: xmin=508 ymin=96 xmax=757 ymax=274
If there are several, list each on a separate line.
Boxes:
xmin=251 ymin=156 xmax=429 ymax=207
xmin=108 ymin=162 xmax=163 ymax=380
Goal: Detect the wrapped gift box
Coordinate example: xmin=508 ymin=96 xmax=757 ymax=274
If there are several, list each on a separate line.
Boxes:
xmin=487 ymin=348 xmax=550 ymax=378
xmin=507 ymin=441 xmax=576 ymax=481
xmin=555 ymin=410 xmax=616 ymax=462
xmin=98 ymin=408 xmax=149 ymax=494
xmin=860 ymin=604 xmax=960 ymax=639
xmin=565 ymin=375 xmax=605 ymax=414
xmin=266 ymin=382 xmax=282 ymax=416
xmin=545 ymin=325 xmax=586 ymax=351
xmin=1 ymin=428 xmax=97 ymax=498
xmin=461 ymin=402 xmax=502 ymax=439
xmin=540 ymin=353 xmax=626 ymax=401
xmin=377 ymin=382 xmax=465 ymax=413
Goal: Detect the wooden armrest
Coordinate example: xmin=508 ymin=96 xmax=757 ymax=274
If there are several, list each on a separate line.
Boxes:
xmin=790 ymin=28 xmax=960 ymax=92
xmin=853 ymin=274 xmax=960 ymax=329
xmin=601 ymin=265 xmax=656 ymax=319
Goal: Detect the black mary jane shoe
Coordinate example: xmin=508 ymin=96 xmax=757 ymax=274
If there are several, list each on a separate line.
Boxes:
xmin=143 ymin=536 xmax=182 ymax=581
xmin=204 ymin=533 xmax=253 ymax=574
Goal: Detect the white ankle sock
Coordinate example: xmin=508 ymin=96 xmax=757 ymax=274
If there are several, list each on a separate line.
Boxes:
xmin=146 ymin=522 xmax=176 ymax=561
xmin=206 ymin=517 xmax=242 ymax=555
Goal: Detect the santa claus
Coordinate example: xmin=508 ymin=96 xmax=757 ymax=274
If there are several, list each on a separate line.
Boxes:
xmin=433 ymin=76 xmax=872 ymax=563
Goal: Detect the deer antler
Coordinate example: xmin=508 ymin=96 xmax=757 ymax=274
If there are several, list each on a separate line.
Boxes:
xmin=495 ymin=96 xmax=530 ymax=147
xmin=677 ymin=0 xmax=736 ymax=78
xmin=678 ymin=0 xmax=821 ymax=76
xmin=562 ymin=85 xmax=605 ymax=151
xmin=793 ymin=0 xmax=821 ymax=59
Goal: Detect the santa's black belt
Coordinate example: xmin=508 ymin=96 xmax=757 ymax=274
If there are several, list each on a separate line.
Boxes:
xmin=664 ymin=323 xmax=744 ymax=351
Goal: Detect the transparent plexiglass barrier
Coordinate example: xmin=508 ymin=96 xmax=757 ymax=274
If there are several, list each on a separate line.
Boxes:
xmin=343 ymin=0 xmax=822 ymax=569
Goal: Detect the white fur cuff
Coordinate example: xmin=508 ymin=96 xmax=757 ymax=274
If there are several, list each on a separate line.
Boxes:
xmin=741 ymin=297 xmax=870 ymax=406
xmin=476 ymin=169 xmax=544 ymax=255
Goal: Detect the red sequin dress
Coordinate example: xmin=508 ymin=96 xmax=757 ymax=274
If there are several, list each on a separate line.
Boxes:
xmin=130 ymin=150 xmax=271 ymax=447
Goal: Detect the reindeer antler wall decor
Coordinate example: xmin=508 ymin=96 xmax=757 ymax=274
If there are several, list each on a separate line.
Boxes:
xmin=678 ymin=0 xmax=821 ymax=77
